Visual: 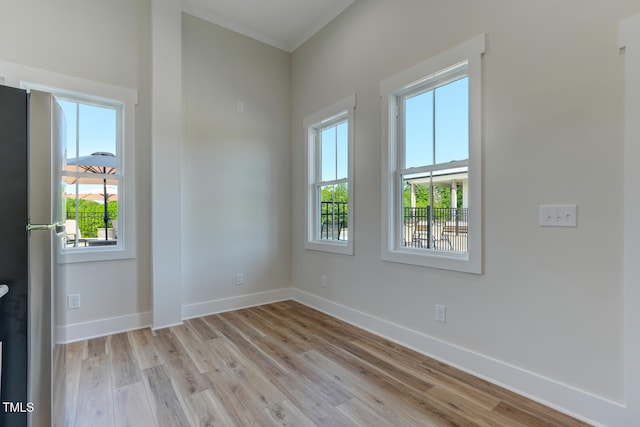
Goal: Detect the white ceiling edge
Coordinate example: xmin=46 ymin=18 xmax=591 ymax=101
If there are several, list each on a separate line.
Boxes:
xmin=287 ymin=0 xmax=356 ymax=52
xmin=181 ymin=0 xmax=356 ymax=53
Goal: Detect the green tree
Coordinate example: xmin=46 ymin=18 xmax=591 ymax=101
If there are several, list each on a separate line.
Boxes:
xmin=66 ymin=198 xmax=118 ymax=238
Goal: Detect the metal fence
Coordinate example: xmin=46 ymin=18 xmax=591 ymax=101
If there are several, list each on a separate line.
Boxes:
xmin=403 ymin=207 xmax=468 ymax=252
xmin=66 ymin=211 xmax=116 ymax=238
xmin=320 ymin=201 xmax=348 ymax=240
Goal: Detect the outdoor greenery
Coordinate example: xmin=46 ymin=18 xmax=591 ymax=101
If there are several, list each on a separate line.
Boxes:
xmin=321 ymin=183 xmax=348 ymax=204
xmin=65 ymin=198 xmax=118 ymax=238
xmin=403 ymin=182 xmax=464 ymax=209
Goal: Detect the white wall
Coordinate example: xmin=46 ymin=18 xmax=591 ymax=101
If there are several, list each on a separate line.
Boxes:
xmin=290 ymin=0 xmax=639 ymax=422
xmin=180 ymin=14 xmax=292 ymax=315
xmin=0 ymin=0 xmax=152 ymax=336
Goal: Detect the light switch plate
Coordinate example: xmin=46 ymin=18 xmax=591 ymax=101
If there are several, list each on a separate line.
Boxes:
xmin=539 ymin=205 xmax=577 ymax=227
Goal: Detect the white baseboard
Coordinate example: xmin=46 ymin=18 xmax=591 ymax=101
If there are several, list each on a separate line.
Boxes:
xmin=291 ymin=288 xmax=626 ymax=427
xmin=181 ymin=288 xmax=293 ymax=320
xmin=57 ymin=288 xmax=293 ymax=343
xmin=57 ymin=311 xmax=153 ymax=344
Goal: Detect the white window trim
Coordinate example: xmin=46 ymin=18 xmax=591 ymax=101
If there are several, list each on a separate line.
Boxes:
xmin=380 ymin=34 xmax=484 ymax=274
xmin=0 ymin=60 xmax=137 ymax=263
xmin=304 ymin=94 xmax=356 ymax=255
xmin=620 ymin=14 xmax=640 ymax=425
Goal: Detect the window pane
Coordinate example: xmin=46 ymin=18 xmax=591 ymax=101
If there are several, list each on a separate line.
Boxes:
xmin=435 ymin=76 xmax=468 ymax=163
xmin=64 ymin=181 xmax=118 ymax=247
xmin=321 ymin=126 xmax=337 ymax=181
xmin=78 ymin=103 xmax=117 ymax=158
xmin=402 ymin=169 xmax=468 ymax=253
xmin=319 ymin=183 xmax=348 ymax=241
xmin=404 ymin=90 xmax=434 ymax=168
xmin=320 ymin=120 xmax=348 ymax=181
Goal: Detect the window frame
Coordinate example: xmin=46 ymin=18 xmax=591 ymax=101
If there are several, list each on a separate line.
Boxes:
xmin=56 ymin=94 xmax=124 ymax=253
xmin=304 ymin=94 xmax=356 ymax=255
xmin=0 ymin=61 xmax=137 ymax=263
xmin=380 ymin=35 xmax=484 ymax=273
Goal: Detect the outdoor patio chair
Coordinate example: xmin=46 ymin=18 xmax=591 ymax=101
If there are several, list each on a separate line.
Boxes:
xmin=65 ymin=219 xmax=87 ymax=247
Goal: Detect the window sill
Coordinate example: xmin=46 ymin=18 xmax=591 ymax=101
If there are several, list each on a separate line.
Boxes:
xmin=305 ymin=240 xmax=353 ymax=255
xmin=382 ymin=247 xmax=480 ymax=274
xmin=58 ymin=243 xmax=135 ymax=264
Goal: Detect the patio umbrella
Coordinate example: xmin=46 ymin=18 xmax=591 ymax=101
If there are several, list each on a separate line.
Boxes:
xmin=66 ymin=152 xmax=116 ymax=240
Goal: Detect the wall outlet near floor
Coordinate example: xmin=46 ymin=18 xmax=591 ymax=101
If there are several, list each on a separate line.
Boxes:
xmin=236 ymin=273 xmax=244 ymax=285
xmin=435 ymin=304 xmax=446 ymax=323
xmin=68 ymin=294 xmax=81 ymax=310
xmin=321 ymin=275 xmax=328 ymax=287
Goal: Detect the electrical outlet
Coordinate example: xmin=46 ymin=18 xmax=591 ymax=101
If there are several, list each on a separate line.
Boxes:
xmin=539 ymin=204 xmax=577 ymax=227
xmin=68 ymin=294 xmax=81 ymax=310
xmin=236 ymin=273 xmax=244 ymax=285
xmin=321 ymin=275 xmax=328 ymax=287
xmin=434 ymin=304 xmax=446 ymax=323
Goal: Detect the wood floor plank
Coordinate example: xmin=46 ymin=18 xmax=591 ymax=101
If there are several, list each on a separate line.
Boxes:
xmin=183 ymin=389 xmax=237 ymax=427
xmin=153 ymin=328 xmax=210 ymax=396
xmin=52 ymin=344 xmax=67 ymax=427
xmin=337 ymin=397 xmax=401 ymax=427
xmin=244 ymin=306 xmax=316 ymax=353
xmin=113 ymin=381 xmax=157 ymax=427
xmin=64 ymin=302 xmax=592 ymax=427
xmin=75 ymin=354 xmax=114 ymax=427
xmin=219 ymin=309 xmax=267 ymax=340
xmin=61 ymin=341 xmax=84 ymax=427
xmin=251 ymin=305 xmax=318 ymax=347
xmin=170 ymin=322 xmax=223 ymax=374
xmin=207 ymin=336 xmax=288 ymax=408
xmin=266 ymin=399 xmax=318 ymax=426
xmin=202 ymin=361 xmax=279 ymax=426
xmin=142 ymin=365 xmax=192 ymax=427
xmin=86 ymin=336 xmax=107 ymax=359
xmin=203 ymin=313 xmax=290 ymax=379
xmin=109 ymin=332 xmax=141 ymax=389
xmin=184 ymin=317 xmax=218 ymax=341
xmin=127 ymin=328 xmax=163 ymax=370
xmin=268 ymin=368 xmax=360 ymax=426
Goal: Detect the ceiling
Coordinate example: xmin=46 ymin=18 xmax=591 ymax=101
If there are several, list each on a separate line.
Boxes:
xmin=182 ymin=0 xmax=357 ymax=53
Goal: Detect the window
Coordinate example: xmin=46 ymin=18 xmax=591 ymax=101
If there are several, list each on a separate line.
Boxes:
xmin=304 ymin=95 xmax=355 ymax=255
xmin=0 ymin=59 xmax=139 ymax=263
xmin=380 ymin=35 xmax=484 ymax=273
xmin=59 ymin=96 xmax=122 ymax=251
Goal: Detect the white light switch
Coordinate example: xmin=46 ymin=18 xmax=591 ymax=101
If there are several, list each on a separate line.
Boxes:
xmin=539 ymin=205 xmax=577 ymax=227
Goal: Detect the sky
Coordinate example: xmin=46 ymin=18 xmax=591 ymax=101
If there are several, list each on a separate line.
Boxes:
xmin=57 ymin=99 xmax=117 ymax=160
xmin=321 ymin=120 xmax=348 ymax=181
xmin=405 ymin=76 xmax=469 ymax=169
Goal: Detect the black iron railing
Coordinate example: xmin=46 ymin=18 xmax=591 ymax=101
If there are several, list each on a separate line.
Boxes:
xmin=403 ymin=207 xmax=468 ymax=252
xmin=66 ymin=211 xmax=116 ymax=238
xmin=320 ymin=201 xmax=348 ymax=240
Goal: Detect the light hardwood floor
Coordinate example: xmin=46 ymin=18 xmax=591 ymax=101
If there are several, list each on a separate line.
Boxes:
xmin=58 ymin=300 xmax=591 ymax=426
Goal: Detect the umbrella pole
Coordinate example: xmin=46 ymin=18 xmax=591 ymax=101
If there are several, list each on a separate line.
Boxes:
xmin=103 ymin=177 xmax=109 ymax=240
